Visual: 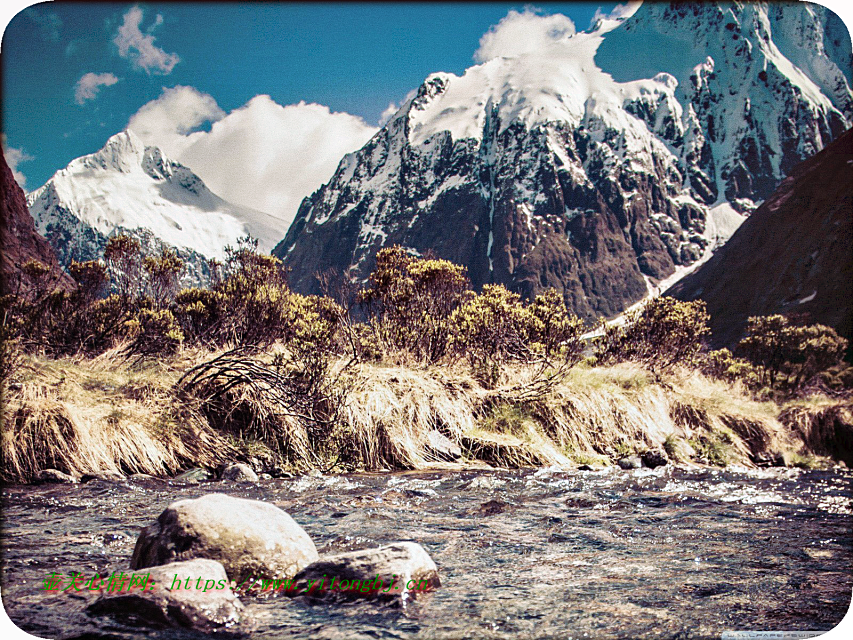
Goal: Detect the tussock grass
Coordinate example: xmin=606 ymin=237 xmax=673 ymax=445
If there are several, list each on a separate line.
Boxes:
xmin=1 ymin=348 xmax=236 ymax=483
xmin=2 ymin=348 xmax=840 ymax=482
xmin=778 ymin=400 xmax=853 ymax=467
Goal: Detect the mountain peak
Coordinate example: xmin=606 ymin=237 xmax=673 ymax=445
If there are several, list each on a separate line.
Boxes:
xmin=27 ymin=130 xmax=287 ymax=273
xmin=75 ymin=129 xmax=147 ymax=174
xmin=275 ymin=0 xmax=851 ymax=322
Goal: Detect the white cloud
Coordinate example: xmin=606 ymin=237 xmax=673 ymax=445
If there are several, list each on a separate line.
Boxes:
xmin=2 ymin=135 xmax=33 ymax=189
xmin=74 ymin=72 xmax=119 ymax=104
xmin=589 ymin=3 xmax=640 ymax=30
xmin=379 ymin=102 xmax=400 ymax=126
xmin=128 ymin=87 xmax=377 ymax=230
xmin=113 ymin=6 xmax=180 ymax=75
xmin=127 ymin=85 xmax=225 ymax=150
xmin=474 ymin=8 xmax=576 ymax=63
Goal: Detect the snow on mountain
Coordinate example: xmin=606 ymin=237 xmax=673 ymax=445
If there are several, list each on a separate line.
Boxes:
xmin=27 ymin=130 xmax=286 ymax=284
xmin=275 ymin=1 xmax=851 ymax=321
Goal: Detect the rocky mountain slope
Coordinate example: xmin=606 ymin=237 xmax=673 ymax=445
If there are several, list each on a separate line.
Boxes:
xmin=27 ymin=130 xmax=285 ymax=286
xmin=275 ymin=1 xmax=851 ymax=320
xmin=667 ymin=127 xmax=852 ymax=349
xmin=1 ymin=151 xmax=73 ymax=294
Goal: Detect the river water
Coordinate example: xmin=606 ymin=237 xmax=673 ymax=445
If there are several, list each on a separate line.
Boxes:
xmin=2 ymin=465 xmax=851 ymax=639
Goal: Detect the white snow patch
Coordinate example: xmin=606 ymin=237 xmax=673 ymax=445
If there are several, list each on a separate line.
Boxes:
xmin=798 ymin=290 xmax=817 ymax=304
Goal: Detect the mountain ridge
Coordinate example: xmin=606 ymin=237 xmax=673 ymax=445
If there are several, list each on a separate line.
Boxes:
xmin=275 ymin=0 xmax=851 ymax=321
xmin=666 ymin=126 xmax=852 ymax=350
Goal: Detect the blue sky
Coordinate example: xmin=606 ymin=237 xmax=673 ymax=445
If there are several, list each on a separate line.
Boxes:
xmin=2 ymin=3 xmax=617 ymax=200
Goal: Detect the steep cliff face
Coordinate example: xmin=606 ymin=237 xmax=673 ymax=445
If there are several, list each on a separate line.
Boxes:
xmin=27 ymin=130 xmax=285 ymax=287
xmin=667 ymin=127 xmax=852 ymax=349
xmin=275 ymin=1 xmax=851 ymax=320
xmin=1 ymin=152 xmax=73 ymax=294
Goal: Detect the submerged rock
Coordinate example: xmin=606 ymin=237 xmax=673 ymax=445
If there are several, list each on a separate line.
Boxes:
xmin=465 ymin=475 xmax=507 ymax=490
xmin=617 ymin=455 xmax=643 ymax=470
xmin=641 ymin=448 xmax=669 ymax=468
xmin=288 ymin=542 xmax=440 ymax=600
xmin=88 ymin=558 xmax=243 ymax=631
xmin=173 ymin=468 xmax=212 ymax=483
xmin=130 ymin=493 xmax=318 ymax=583
xmin=475 ymin=499 xmax=509 ymax=516
xmin=221 ymin=463 xmax=259 ymax=483
xmin=35 ymin=469 xmax=78 ymax=484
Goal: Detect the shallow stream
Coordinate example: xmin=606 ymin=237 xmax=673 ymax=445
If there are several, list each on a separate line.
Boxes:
xmin=2 ymin=465 xmax=851 ymax=639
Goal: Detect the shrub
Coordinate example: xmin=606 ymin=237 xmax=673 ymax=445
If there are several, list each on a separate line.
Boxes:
xmin=215 ymin=237 xmax=292 ymax=346
xmin=68 ymin=260 xmax=108 ymax=302
xmin=701 ymin=348 xmax=763 ymax=389
xmin=528 ymin=288 xmax=585 ymax=360
xmin=450 ymin=284 xmax=536 ymax=386
xmin=104 ymin=234 xmax=143 ymax=299
xmin=174 ymin=288 xmax=226 ymax=344
xmin=738 ymin=315 xmax=848 ymax=391
xmin=144 ymin=248 xmax=184 ymax=308
xmin=125 ymin=309 xmax=184 ymax=356
xmin=358 ymin=246 xmax=470 ymax=362
xmin=596 ymin=297 xmax=710 ymax=370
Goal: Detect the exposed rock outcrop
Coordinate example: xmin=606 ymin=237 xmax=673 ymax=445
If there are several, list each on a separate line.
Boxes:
xmin=1 ymin=152 xmax=73 ymax=295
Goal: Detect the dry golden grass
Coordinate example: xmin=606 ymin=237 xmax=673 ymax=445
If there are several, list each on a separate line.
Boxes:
xmin=1 ymin=346 xmax=236 ymax=482
xmin=2 ymin=347 xmax=843 ymax=482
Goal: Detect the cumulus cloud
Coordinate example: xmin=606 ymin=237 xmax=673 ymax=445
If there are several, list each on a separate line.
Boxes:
xmin=2 ymin=135 xmax=33 ymax=189
xmin=128 ymin=87 xmax=377 ymax=230
xmin=474 ymin=8 xmax=576 ymax=63
xmin=379 ymin=102 xmax=400 ymax=126
xmin=74 ymin=72 xmax=119 ymax=104
xmin=127 ymin=85 xmax=225 ymax=150
xmin=113 ymin=6 xmax=180 ymax=75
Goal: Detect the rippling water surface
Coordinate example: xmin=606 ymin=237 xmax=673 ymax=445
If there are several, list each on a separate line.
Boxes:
xmin=2 ymin=465 xmax=851 ymax=639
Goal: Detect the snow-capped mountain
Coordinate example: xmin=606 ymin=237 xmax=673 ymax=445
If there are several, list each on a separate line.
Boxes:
xmin=28 ymin=130 xmax=285 ymax=285
xmin=275 ymin=1 xmax=851 ymax=320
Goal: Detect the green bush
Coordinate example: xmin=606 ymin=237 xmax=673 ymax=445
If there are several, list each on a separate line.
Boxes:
xmin=174 ymin=288 xmax=226 ymax=344
xmin=68 ymin=260 xmax=108 ymax=302
xmin=125 ymin=308 xmax=184 ymax=355
xmin=738 ymin=315 xmax=848 ymax=391
xmin=528 ymin=288 xmax=585 ymax=360
xmin=213 ymin=236 xmax=293 ymax=346
xmin=104 ymin=234 xmax=143 ymax=298
xmin=701 ymin=348 xmax=763 ymax=389
xmin=450 ymin=284 xmax=536 ymax=386
xmin=358 ymin=246 xmax=470 ymax=362
xmin=144 ymin=248 xmax=184 ymax=308
xmin=596 ymin=297 xmax=710 ymax=370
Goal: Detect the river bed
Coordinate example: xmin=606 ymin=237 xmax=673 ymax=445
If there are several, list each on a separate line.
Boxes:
xmin=2 ymin=465 xmax=851 ymax=639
